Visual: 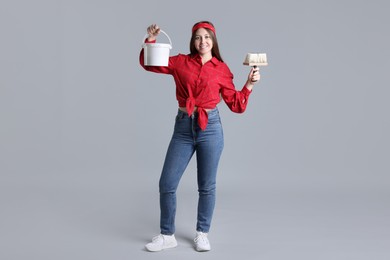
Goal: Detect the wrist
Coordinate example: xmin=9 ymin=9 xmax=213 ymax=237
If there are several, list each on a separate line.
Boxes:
xmin=245 ymin=81 xmax=254 ymax=91
xmin=147 ymin=37 xmax=156 ymax=42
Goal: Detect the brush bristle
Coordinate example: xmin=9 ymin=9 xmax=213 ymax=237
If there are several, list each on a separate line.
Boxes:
xmin=243 ymin=53 xmax=268 ymax=66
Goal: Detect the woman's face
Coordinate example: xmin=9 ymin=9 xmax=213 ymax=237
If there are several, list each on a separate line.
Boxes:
xmin=194 ymin=28 xmax=213 ymax=56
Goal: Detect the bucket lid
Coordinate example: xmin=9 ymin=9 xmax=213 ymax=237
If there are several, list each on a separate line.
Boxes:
xmin=143 ymin=43 xmax=172 ymax=49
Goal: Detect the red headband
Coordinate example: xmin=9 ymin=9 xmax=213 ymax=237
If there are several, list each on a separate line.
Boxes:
xmin=192 ymin=23 xmax=216 ymax=35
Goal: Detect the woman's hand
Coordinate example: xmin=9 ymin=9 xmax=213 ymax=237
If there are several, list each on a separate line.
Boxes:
xmin=147 ymin=24 xmax=160 ymax=41
xmin=245 ymin=66 xmax=261 ymax=91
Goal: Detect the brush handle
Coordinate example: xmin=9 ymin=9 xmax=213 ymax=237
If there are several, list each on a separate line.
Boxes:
xmin=251 ymin=65 xmax=257 ymax=83
xmin=251 ymin=66 xmax=258 ymax=82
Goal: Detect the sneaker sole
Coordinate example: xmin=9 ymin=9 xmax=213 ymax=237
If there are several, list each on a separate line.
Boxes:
xmin=195 ymin=246 xmax=211 ymax=252
xmin=145 ymin=243 xmax=178 ymax=252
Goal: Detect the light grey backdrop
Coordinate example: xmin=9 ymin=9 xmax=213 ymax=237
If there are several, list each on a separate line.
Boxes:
xmin=1 ymin=0 xmax=389 ymax=259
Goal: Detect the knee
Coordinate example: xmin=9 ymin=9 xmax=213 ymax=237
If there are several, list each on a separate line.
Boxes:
xmin=198 ymin=183 xmax=216 ymax=195
xmin=159 ymin=180 xmax=177 ymax=194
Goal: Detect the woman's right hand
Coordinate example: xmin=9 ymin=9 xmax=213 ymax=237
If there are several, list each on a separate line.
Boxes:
xmin=147 ymin=24 xmax=160 ymax=41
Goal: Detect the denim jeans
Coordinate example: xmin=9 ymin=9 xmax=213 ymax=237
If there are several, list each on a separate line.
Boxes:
xmin=159 ymin=108 xmax=224 ymax=235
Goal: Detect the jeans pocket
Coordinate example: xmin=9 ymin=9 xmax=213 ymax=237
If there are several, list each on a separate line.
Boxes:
xmin=207 ymin=114 xmax=221 ymax=125
xmin=175 ymin=110 xmax=187 ymax=122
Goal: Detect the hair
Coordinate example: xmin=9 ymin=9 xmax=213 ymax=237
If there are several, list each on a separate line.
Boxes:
xmin=190 ymin=21 xmax=224 ymax=62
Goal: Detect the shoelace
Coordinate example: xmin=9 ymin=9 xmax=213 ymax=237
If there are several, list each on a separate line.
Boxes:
xmin=194 ymin=232 xmax=208 ymax=243
xmin=152 ymin=234 xmax=164 ymax=242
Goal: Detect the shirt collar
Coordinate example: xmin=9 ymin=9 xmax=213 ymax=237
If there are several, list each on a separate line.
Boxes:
xmin=191 ymin=53 xmax=221 ymax=66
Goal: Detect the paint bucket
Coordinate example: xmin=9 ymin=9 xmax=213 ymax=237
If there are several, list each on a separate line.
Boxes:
xmin=142 ymin=30 xmax=172 ymax=66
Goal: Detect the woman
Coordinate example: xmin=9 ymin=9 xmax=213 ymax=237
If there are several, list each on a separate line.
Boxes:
xmin=139 ymin=21 xmax=260 ymax=252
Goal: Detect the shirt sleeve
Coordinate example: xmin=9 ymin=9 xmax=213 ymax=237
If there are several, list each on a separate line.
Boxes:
xmin=219 ymin=65 xmax=252 ymax=113
xmin=139 ymin=39 xmax=174 ymax=75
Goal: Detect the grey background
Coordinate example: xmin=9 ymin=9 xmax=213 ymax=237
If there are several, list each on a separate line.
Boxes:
xmin=1 ymin=0 xmax=389 ymax=259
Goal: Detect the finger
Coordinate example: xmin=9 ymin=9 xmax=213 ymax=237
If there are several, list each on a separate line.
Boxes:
xmin=251 ymin=74 xmax=260 ymax=82
xmin=147 ymin=24 xmax=160 ymax=34
xmin=151 ymin=25 xmax=160 ymax=35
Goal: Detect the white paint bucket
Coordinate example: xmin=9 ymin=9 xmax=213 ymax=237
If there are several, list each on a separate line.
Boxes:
xmin=142 ymin=30 xmax=172 ymax=66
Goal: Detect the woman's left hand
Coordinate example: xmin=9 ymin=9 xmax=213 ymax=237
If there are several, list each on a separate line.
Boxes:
xmin=249 ymin=67 xmax=260 ymax=83
xmin=245 ymin=67 xmax=260 ymax=90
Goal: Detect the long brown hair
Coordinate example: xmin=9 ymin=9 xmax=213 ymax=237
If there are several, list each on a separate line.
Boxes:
xmin=190 ymin=21 xmax=224 ymax=62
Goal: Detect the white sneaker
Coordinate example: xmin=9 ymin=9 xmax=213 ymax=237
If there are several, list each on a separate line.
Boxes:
xmin=194 ymin=231 xmax=211 ymax=252
xmin=145 ymin=234 xmax=178 ymax=252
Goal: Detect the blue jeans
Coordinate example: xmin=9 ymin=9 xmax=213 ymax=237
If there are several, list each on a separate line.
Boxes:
xmin=159 ymin=108 xmax=224 ymax=235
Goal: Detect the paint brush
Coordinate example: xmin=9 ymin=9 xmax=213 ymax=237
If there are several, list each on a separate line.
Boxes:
xmin=243 ymin=53 xmax=268 ymax=82
xmin=243 ymin=53 xmax=268 ymax=68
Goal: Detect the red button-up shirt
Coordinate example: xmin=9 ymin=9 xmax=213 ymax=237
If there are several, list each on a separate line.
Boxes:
xmin=140 ymin=40 xmax=252 ymax=130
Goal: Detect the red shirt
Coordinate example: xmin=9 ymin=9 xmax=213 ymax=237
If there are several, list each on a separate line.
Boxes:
xmin=140 ymin=40 xmax=252 ymax=130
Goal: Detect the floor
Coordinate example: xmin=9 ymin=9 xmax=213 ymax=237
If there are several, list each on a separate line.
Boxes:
xmin=1 ymin=170 xmax=389 ymax=260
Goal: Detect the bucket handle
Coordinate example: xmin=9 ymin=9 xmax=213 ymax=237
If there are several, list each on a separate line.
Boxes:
xmin=142 ymin=30 xmax=172 ymax=48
